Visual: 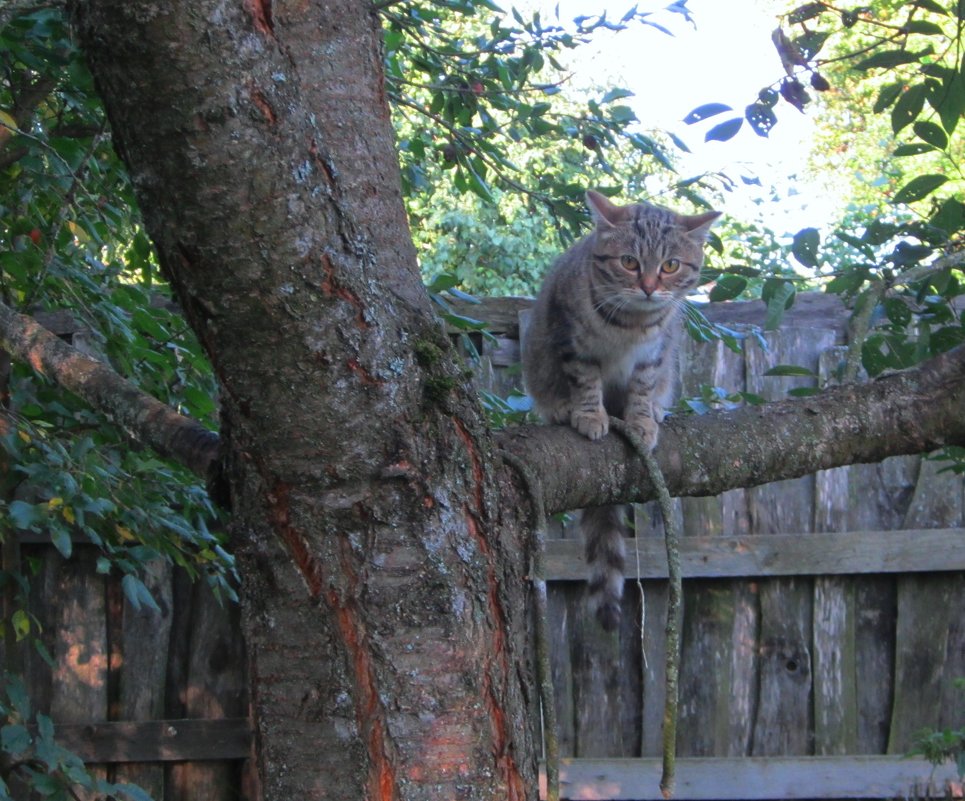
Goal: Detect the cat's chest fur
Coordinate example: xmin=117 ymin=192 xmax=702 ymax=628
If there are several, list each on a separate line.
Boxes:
xmin=568 ymin=285 xmax=672 ymax=387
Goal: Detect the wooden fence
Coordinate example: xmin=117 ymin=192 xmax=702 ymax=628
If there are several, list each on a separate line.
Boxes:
xmin=4 ymin=295 xmax=964 ymax=800
xmin=463 ymin=292 xmax=964 ymax=800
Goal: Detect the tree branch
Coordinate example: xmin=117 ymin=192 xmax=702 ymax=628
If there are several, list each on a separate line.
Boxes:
xmin=0 ymin=300 xmax=220 ymax=481
xmin=4 ymin=291 xmax=963 ymax=521
xmin=498 ymin=344 xmax=965 ymax=516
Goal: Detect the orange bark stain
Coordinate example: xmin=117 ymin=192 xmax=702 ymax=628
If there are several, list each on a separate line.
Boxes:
xmin=462 ymin=506 xmax=526 ymax=800
xmin=243 ymin=0 xmax=274 ymax=37
xmin=266 ymin=483 xmax=323 ymax=598
xmin=249 ymin=87 xmax=277 ymax=125
xmin=452 ymin=416 xmax=484 ymax=511
xmin=319 ymin=253 xmax=370 ymax=329
xmin=347 ymin=358 xmax=384 ymax=386
xmin=332 ymin=536 xmax=399 ymax=801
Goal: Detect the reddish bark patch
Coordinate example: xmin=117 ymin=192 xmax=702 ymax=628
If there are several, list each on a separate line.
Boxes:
xmin=347 ymin=358 xmax=383 ymax=386
xmin=265 ymin=483 xmax=323 ymax=597
xmin=332 ymin=537 xmax=399 ymax=801
xmin=309 ymin=137 xmax=337 ymax=188
xmin=243 ymin=0 xmax=274 ymax=37
xmin=319 ymin=253 xmax=370 ymax=329
xmin=463 ymin=507 xmax=525 ymax=800
xmin=452 ymin=416 xmax=484 ymax=511
xmin=248 ymin=85 xmax=277 ymax=126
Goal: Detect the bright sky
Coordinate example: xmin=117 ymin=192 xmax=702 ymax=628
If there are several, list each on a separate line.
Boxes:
xmin=511 ymin=0 xmax=843 ymax=236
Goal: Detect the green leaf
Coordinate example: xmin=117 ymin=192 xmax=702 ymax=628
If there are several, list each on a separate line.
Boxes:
xmin=763 ymin=279 xmax=796 ymax=330
xmin=891 ymin=84 xmax=925 ymax=134
xmin=50 ymin=526 xmax=73 ymax=559
xmin=873 ymin=82 xmax=904 ymax=113
xmin=745 ymin=103 xmax=777 ymax=137
xmin=912 ymin=120 xmax=948 ymax=149
xmin=893 ymin=142 xmax=936 ymax=156
xmin=903 ymin=20 xmax=944 ymax=35
xmin=709 ymin=274 xmax=748 ymax=302
xmin=704 ymin=117 xmax=743 ymax=142
xmin=116 ymin=784 xmax=156 ymax=801
xmin=7 ymin=500 xmax=39 ymax=530
xmin=788 ymin=2 xmax=826 ymax=23
xmin=930 ymin=198 xmax=965 ymax=237
xmin=121 ymin=574 xmax=161 ymax=613
xmin=0 ymin=724 xmax=31 ymax=755
xmin=683 ymin=102 xmax=732 ymax=124
xmin=892 ymin=174 xmax=948 ymax=204
xmin=911 ymin=0 xmax=946 ymax=12
xmin=765 ymin=364 xmax=816 ymax=378
xmin=854 ymin=50 xmax=922 ymax=71
xmin=11 ymin=610 xmax=30 ymax=641
xmin=426 ymin=273 xmax=460 ymax=293
xmin=600 ymin=87 xmax=633 ymax=104
xmin=787 ymin=386 xmax=820 ymax=397
xmin=791 ymin=227 xmax=820 ymax=267
xmin=792 ymin=30 xmax=830 ymax=60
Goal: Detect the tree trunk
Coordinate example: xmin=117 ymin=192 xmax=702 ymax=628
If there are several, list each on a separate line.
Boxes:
xmin=68 ymin=1 xmax=538 ymax=799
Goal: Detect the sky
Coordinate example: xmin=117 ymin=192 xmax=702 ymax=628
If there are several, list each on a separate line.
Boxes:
xmin=509 ymin=0 xmax=843 ymax=236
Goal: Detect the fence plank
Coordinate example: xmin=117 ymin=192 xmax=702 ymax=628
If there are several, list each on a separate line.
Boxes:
xmin=49 ymin=548 xmax=110 ymax=799
xmin=112 ymin=560 xmax=174 ymax=797
xmin=168 ymin=574 xmax=247 ymax=801
xmin=889 ymin=457 xmax=964 ymax=753
xmin=542 ymin=528 xmax=965 ymax=579
xmin=813 ymin=347 xmax=857 ymax=756
xmin=539 ymin=756 xmax=963 ymax=800
xmin=45 ymin=718 xmax=251 ymax=762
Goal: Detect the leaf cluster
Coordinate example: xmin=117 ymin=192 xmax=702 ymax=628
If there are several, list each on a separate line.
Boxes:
xmin=0 ymin=11 xmax=235 ymax=796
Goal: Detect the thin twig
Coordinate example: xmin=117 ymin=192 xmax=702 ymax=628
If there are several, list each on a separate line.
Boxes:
xmin=609 ymin=419 xmax=682 ymax=799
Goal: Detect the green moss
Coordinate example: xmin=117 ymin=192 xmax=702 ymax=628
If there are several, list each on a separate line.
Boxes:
xmin=424 ymin=374 xmax=457 ymax=404
xmin=413 ymin=339 xmax=446 ymax=368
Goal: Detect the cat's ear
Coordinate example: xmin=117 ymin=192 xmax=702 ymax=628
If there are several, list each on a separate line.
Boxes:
xmin=586 ymin=190 xmax=627 ymax=228
xmin=681 ymin=210 xmax=722 ymax=241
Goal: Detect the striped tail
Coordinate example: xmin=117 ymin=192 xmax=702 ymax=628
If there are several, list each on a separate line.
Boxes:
xmin=582 ymin=504 xmax=627 ymax=631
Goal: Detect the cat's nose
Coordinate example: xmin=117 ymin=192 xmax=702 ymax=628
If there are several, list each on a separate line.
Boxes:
xmin=640 ymin=276 xmax=659 ymax=295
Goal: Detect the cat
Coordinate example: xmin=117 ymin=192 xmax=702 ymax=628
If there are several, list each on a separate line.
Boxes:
xmin=522 ymin=189 xmax=720 ymax=630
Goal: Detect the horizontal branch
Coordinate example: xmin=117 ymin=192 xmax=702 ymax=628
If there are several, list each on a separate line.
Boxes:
xmin=4 ymin=297 xmax=964 ymax=519
xmin=497 ymin=344 xmax=965 ymax=516
xmin=0 ymin=300 xmax=219 ymax=480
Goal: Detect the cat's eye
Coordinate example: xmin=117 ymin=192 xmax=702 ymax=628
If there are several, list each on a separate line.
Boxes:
xmin=620 ymin=255 xmax=639 ymax=271
xmin=662 ymin=258 xmax=681 ymax=274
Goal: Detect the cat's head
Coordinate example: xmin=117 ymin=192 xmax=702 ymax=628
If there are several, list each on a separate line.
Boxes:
xmin=585 ymin=189 xmax=721 ymax=311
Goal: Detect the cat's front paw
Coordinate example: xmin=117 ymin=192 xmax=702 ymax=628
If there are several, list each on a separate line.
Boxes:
xmin=627 ymin=416 xmax=659 ymax=451
xmin=572 ymin=408 xmax=609 ymax=440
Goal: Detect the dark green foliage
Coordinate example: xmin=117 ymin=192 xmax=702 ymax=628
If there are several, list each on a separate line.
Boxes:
xmin=0 ymin=9 xmax=232 ymax=797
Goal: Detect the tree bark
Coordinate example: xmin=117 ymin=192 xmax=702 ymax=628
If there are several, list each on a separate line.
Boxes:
xmin=69 ymin=1 xmax=536 ymax=799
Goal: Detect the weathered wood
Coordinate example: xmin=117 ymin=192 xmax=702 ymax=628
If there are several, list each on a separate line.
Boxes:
xmin=679 ymin=333 xmax=757 ymax=758
xmin=167 ymin=574 xmax=246 ymax=801
xmin=889 ymin=457 xmax=964 ymax=753
xmin=745 ymin=329 xmax=833 ymax=756
xmin=813 ymin=347 xmax=857 ymax=756
xmin=38 ymin=718 xmax=251 ymax=762
xmin=538 ymin=756 xmax=964 ymax=800
xmin=542 ymin=528 xmax=965 ymax=579
xmin=111 ymin=560 xmax=174 ymax=797
xmin=49 ymin=547 xmax=110 ymax=799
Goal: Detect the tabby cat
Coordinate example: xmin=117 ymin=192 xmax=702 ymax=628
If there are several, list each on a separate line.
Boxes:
xmin=522 ymin=190 xmax=720 ymax=630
